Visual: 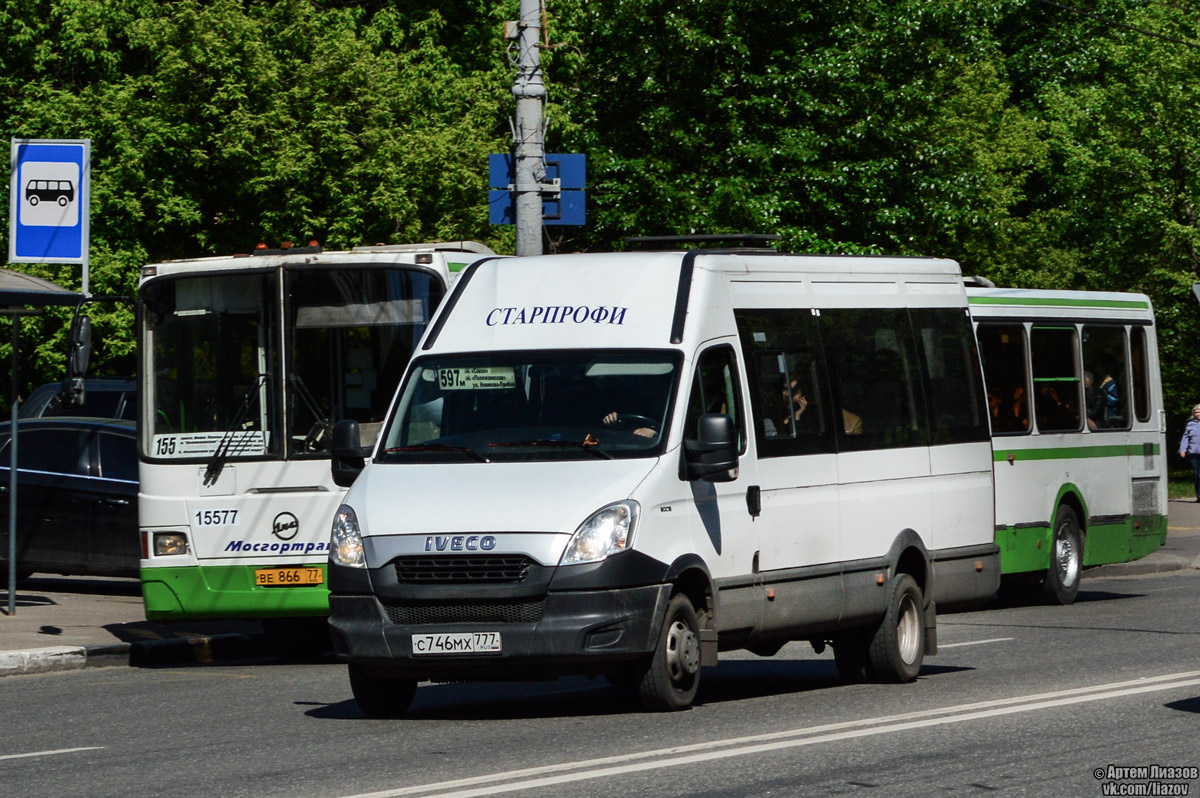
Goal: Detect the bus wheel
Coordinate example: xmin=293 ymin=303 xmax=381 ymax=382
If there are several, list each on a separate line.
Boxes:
xmin=348 ymin=664 xmax=416 ymax=718
xmin=637 ymin=593 xmax=701 ymax=711
xmin=1044 ymin=506 xmax=1082 ymax=605
xmin=28 ymin=195 xmax=38 ymax=206
xmin=832 ymin=630 xmax=871 ymax=683
xmin=868 ymin=574 xmax=925 ymax=683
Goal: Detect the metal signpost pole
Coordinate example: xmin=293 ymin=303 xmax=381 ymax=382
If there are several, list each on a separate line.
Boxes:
xmin=7 ymin=316 xmax=17 ymax=616
xmin=513 ymin=0 xmax=545 ymax=256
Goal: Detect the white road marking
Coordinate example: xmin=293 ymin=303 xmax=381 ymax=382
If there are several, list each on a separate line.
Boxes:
xmin=342 ymin=670 xmax=1200 ymax=798
xmin=0 ymin=746 xmax=104 ymax=762
xmin=938 ymin=637 xmax=1014 ymax=648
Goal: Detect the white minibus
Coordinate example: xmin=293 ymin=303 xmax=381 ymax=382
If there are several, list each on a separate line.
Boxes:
xmin=327 ymin=248 xmax=1000 ymax=714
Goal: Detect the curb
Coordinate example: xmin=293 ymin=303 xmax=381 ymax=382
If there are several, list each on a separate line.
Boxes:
xmin=0 ymin=633 xmax=264 ymax=678
xmin=1084 ymin=555 xmax=1200 ymax=580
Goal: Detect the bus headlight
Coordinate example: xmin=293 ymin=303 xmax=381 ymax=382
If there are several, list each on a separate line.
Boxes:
xmin=560 ymin=501 xmax=639 ymax=565
xmin=330 ymin=505 xmax=365 ymax=568
xmin=154 ymin=532 xmax=189 ymax=556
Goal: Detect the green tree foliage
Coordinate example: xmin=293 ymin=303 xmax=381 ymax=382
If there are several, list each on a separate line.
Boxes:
xmin=0 ymin=0 xmax=511 ymax=403
xmin=1 ymin=0 xmax=1199 ymax=427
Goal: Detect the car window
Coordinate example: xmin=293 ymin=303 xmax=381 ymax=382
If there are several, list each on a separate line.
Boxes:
xmin=97 ymin=432 xmax=137 ymax=481
xmin=1 ymin=429 xmax=90 ymax=476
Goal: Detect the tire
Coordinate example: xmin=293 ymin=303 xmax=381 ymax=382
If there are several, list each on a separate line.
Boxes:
xmin=1044 ymin=506 xmax=1083 ymax=605
xmin=867 ymin=573 xmax=926 ymax=683
xmin=348 ymin=663 xmax=417 ymax=718
xmin=636 ymin=593 xmax=702 ymax=711
xmin=832 ymin=630 xmax=871 ymax=684
xmin=28 ymin=195 xmax=38 ymax=206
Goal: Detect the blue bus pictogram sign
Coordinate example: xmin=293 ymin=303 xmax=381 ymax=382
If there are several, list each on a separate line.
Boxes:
xmin=8 ymin=139 xmax=90 ymax=264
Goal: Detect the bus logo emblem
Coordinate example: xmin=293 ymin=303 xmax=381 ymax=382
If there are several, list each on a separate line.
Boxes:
xmin=272 ymin=512 xmax=299 ymax=541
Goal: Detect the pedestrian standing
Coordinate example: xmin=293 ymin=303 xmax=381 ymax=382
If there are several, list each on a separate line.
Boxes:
xmin=1179 ymin=404 xmax=1200 ymax=501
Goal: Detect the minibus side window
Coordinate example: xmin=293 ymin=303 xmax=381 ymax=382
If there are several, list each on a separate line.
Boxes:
xmin=818 ymin=308 xmax=929 ymax=452
xmin=1030 ymin=326 xmax=1082 ymax=432
xmin=977 ymin=323 xmax=1032 ymax=435
xmin=1130 ymin=326 xmax=1150 ymax=423
xmin=734 ymin=310 xmax=834 ymax=457
xmin=684 ymin=345 xmax=746 ymax=453
xmin=1081 ymin=325 xmax=1130 ymax=431
xmin=911 ymin=308 xmax=990 ymax=445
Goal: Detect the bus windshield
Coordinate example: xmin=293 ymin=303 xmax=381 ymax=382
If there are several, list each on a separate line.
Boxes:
xmin=141 ymin=265 xmax=444 ymax=461
xmin=143 ymin=272 xmax=276 ymax=461
xmin=379 ymin=351 xmax=682 ymax=463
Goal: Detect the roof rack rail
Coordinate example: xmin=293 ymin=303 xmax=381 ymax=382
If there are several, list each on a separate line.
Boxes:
xmin=623 ymin=233 xmax=781 ymax=250
xmin=962 ymin=275 xmax=997 ymax=288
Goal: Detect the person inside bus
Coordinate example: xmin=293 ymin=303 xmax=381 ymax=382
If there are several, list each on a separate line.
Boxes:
xmin=989 ymin=385 xmax=1029 ymax=432
xmin=1084 ymin=368 xmax=1120 ymax=429
xmin=763 ymin=378 xmax=862 ymax=437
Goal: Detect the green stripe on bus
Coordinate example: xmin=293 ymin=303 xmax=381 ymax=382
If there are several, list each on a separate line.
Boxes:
xmin=992 ymin=443 xmax=1160 ymax=462
xmin=968 ymin=296 xmax=1149 ymax=309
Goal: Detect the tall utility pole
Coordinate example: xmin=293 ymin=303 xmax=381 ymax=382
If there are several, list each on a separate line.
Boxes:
xmin=511 ymin=0 xmax=545 ymax=256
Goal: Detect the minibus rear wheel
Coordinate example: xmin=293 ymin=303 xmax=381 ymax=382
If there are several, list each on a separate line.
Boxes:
xmin=637 ymin=593 xmax=702 ymax=711
xmin=349 ymin=664 xmax=417 ymax=718
xmin=867 ymin=574 xmax=925 ymax=683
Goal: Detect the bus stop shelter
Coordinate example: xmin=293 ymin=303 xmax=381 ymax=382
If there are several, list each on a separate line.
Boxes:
xmin=1 ymin=267 xmax=84 ymax=615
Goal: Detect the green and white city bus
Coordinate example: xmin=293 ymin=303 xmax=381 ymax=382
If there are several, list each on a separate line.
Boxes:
xmin=967 ymin=285 xmax=1167 ymax=604
xmin=137 ymin=241 xmax=494 ymax=646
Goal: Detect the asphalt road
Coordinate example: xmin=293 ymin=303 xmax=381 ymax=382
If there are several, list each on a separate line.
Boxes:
xmin=2 ymin=566 xmax=1198 ymax=798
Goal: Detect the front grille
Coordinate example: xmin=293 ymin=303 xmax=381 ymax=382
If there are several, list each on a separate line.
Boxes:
xmin=381 ymin=598 xmax=546 ymax=625
xmin=394 ymin=555 xmax=533 ymax=584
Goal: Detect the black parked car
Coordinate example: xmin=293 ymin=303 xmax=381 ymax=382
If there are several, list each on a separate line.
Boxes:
xmin=18 ymin=377 xmax=137 ymax=421
xmin=0 ymin=417 xmax=139 ymax=579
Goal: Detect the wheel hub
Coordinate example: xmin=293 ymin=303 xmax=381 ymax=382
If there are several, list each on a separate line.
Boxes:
xmin=665 ymin=620 xmax=700 ymax=679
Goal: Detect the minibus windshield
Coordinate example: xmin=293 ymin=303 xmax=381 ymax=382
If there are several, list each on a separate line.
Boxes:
xmin=379 ymin=350 xmax=681 ymax=462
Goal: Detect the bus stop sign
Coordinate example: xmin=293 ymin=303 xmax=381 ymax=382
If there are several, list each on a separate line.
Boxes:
xmin=8 ymin=139 xmax=90 ymax=265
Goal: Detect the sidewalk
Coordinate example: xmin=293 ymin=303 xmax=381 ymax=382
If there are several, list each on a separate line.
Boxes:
xmin=0 ymin=575 xmax=265 ymax=676
xmin=3 ymin=500 xmax=1200 ymax=678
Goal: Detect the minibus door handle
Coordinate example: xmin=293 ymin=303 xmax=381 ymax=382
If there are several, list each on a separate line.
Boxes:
xmin=746 ymin=485 xmax=761 ymax=517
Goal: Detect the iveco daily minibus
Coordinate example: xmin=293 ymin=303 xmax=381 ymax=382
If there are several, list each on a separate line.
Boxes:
xmin=326 ymin=247 xmax=1000 ymax=715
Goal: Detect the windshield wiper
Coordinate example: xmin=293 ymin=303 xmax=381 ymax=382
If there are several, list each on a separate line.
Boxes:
xmin=488 ymin=435 xmax=613 ymax=460
xmin=202 ymin=374 xmax=269 ymax=487
xmin=383 ymin=443 xmax=487 ymax=463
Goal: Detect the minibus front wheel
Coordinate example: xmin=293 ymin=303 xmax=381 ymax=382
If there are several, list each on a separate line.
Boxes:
xmin=637 ymin=593 xmax=702 ymax=711
xmin=349 ymin=664 xmax=417 ymax=718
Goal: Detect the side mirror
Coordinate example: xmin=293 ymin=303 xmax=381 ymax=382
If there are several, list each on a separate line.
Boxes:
xmin=683 ymin=413 xmax=739 ymax=482
xmin=330 ymin=419 xmax=366 ymax=488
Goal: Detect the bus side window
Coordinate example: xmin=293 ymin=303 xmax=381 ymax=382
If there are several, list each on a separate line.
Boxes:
xmin=734 ymin=309 xmax=834 ymax=457
xmin=1130 ymin=326 xmax=1151 ymax=423
xmin=685 ymin=345 xmax=746 ymax=453
xmin=911 ymin=308 xmax=990 ymax=445
xmin=1031 ymin=326 xmax=1082 ymax=433
xmin=976 ymin=323 xmax=1031 ymax=435
xmin=818 ymin=308 xmax=928 ymax=451
xmin=1082 ymin=325 xmax=1130 ymax=431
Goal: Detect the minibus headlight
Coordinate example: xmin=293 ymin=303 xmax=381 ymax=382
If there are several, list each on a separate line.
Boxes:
xmin=330 ymin=505 xmax=365 ymax=568
xmin=560 ymin=501 xmax=639 ymax=565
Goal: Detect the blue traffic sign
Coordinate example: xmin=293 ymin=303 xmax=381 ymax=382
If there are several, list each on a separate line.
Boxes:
xmin=488 ymin=153 xmax=586 ymax=226
xmin=9 ymin=139 xmax=90 ymax=264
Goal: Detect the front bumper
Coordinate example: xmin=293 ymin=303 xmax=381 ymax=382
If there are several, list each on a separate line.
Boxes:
xmin=328 ymin=583 xmax=670 ymax=681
